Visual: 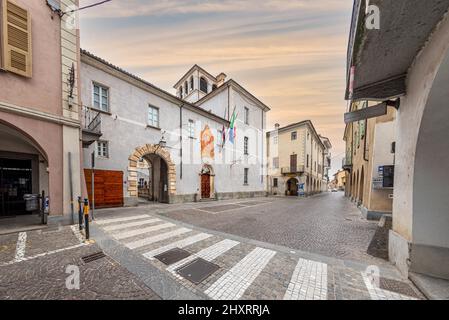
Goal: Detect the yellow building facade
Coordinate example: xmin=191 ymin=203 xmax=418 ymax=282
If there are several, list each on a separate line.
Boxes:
xmin=343 ymin=101 xmax=396 ymax=220
xmin=267 ymin=121 xmax=330 ymax=196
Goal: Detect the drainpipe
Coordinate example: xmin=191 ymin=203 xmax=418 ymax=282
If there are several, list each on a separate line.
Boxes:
xmin=179 ymin=104 xmax=183 ymax=180
xmin=363 ymin=119 xmax=369 ymax=162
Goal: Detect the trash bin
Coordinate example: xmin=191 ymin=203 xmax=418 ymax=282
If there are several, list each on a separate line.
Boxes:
xmin=24 ymin=194 xmax=39 ymax=212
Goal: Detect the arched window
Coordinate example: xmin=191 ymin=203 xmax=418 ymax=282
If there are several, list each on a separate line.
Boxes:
xmin=179 ymin=86 xmax=183 ymax=97
xmin=190 ymin=76 xmax=194 ymax=91
xmin=200 ymin=77 xmax=208 ymax=93
xmin=184 ymin=81 xmax=188 ymax=95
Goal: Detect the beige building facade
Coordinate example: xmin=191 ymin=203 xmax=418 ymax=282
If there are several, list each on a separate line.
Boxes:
xmin=267 ymin=121 xmax=330 ymax=197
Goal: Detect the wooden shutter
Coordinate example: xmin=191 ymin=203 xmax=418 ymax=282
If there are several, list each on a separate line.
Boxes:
xmin=2 ymin=0 xmax=32 ymax=77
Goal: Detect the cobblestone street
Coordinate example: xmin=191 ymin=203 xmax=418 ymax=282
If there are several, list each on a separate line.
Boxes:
xmin=0 ymin=194 xmax=426 ymax=300
xmin=87 ymin=196 xmax=425 ymax=300
xmin=159 ymin=192 xmax=384 ymax=265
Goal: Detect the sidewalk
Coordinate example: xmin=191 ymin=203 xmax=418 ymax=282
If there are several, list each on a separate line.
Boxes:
xmin=0 ymin=226 xmax=160 ymax=300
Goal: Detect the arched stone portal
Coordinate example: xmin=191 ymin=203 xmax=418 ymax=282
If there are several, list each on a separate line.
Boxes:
xmin=128 ymin=144 xmax=176 ymax=205
xmin=286 ymin=178 xmax=299 ymax=196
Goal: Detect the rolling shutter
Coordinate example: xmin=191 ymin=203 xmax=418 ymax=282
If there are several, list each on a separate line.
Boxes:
xmin=2 ymin=0 xmax=32 ymax=77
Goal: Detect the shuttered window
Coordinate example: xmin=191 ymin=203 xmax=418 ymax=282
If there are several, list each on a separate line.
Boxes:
xmin=1 ymin=0 xmax=32 ymax=77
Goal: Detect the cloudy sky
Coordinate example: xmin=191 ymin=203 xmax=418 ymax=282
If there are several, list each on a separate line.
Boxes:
xmin=79 ymin=0 xmax=353 ymax=176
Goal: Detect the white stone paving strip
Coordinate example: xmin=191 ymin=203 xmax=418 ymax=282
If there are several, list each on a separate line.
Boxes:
xmin=95 ymin=214 xmax=150 ymax=225
xmin=14 ymin=232 xmax=27 ymax=262
xmin=168 ymin=239 xmax=240 ymax=273
xmin=113 ymin=222 xmax=175 ymax=240
xmin=102 ymin=218 xmax=161 ymax=232
xmin=205 ymin=247 xmax=276 ymax=300
xmin=143 ymin=233 xmax=213 ymax=260
xmin=362 ymin=273 xmax=417 ymax=300
xmin=70 ymin=225 xmax=85 ymax=243
xmin=284 ymin=258 xmax=328 ymax=300
xmin=125 ymin=227 xmax=192 ymax=250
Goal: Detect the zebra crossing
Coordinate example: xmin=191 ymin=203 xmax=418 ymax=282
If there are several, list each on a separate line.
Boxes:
xmin=93 ymin=213 xmax=418 ymax=301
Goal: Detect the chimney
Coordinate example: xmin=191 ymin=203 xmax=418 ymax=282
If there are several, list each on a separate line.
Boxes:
xmin=216 ymin=73 xmax=227 ymax=87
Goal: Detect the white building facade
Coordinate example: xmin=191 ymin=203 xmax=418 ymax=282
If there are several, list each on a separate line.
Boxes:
xmin=80 ymin=52 xmax=269 ymax=206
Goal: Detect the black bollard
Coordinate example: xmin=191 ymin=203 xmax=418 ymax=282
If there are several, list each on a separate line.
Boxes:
xmin=84 ymin=198 xmax=90 ymax=240
xmin=78 ymin=197 xmax=83 ymax=231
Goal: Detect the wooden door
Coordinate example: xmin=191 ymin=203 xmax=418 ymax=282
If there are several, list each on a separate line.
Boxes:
xmin=290 ymin=154 xmax=297 ymax=173
xmin=85 ymin=169 xmax=123 ymax=208
xmin=159 ymin=160 xmax=169 ymax=203
xmin=201 ymin=174 xmax=211 ymax=199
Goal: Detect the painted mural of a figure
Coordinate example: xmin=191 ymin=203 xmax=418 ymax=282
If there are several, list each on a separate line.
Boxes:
xmin=201 ymin=125 xmax=215 ymax=161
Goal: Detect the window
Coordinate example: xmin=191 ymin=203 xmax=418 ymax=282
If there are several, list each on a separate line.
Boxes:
xmin=190 ymin=76 xmax=194 ymax=91
xmin=273 ymin=178 xmax=278 ymax=188
xmin=179 ymin=86 xmax=183 ymax=98
xmin=291 ymin=131 xmax=297 ymax=141
xmin=184 ymin=81 xmax=188 ymax=95
xmin=212 ymin=84 xmax=217 ymax=91
xmin=244 ymin=137 xmax=249 ymax=155
xmin=244 ymin=168 xmax=249 ymax=185
xmin=244 ymin=107 xmax=249 ymax=125
xmin=1 ymin=1 xmax=32 ymax=78
xmin=148 ymin=106 xmax=159 ymax=128
xmin=93 ymin=84 xmax=109 ymax=112
xmin=138 ymin=178 xmax=145 ymax=188
xmin=273 ymin=157 xmax=279 ymax=169
xmin=200 ymin=77 xmax=208 ymax=93
xmin=188 ymin=119 xmax=195 ymax=138
xmin=97 ymin=141 xmax=109 ymax=158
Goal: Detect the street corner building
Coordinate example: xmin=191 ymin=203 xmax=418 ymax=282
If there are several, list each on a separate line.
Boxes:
xmin=80 ymin=54 xmax=270 ymax=207
xmin=266 ymin=121 xmax=332 ymax=197
xmin=345 ymin=0 xmax=449 ymax=281
xmin=0 ymin=0 xmax=83 ymax=225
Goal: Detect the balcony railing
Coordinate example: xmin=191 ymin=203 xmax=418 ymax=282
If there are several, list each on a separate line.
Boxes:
xmin=281 ymin=165 xmax=305 ymax=175
xmin=342 ymin=157 xmax=353 ymax=168
xmin=82 ymin=106 xmax=102 ymax=135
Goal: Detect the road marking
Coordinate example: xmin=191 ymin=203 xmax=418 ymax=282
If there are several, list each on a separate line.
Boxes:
xmin=284 ymin=258 xmax=328 ymax=300
xmin=168 ymin=239 xmax=240 ymax=273
xmin=95 ymin=214 xmax=150 ymax=225
xmin=113 ymin=223 xmax=175 ymax=240
xmin=205 ymin=247 xmax=276 ymax=300
xmin=143 ymin=233 xmax=213 ymax=260
xmin=1 ymin=243 xmax=88 ymax=267
xmin=125 ymin=227 xmax=192 ymax=250
xmin=102 ymin=218 xmax=161 ymax=232
xmin=362 ymin=273 xmax=417 ymax=300
xmin=70 ymin=225 xmax=85 ymax=243
xmin=14 ymin=232 xmax=27 ymax=262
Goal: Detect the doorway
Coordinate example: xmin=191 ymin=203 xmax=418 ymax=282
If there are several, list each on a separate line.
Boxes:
xmin=287 ymin=178 xmax=299 ymax=196
xmin=0 ymin=158 xmax=33 ymax=217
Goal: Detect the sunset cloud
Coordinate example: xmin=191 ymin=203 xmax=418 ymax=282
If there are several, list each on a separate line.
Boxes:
xmin=79 ymin=0 xmax=352 ymax=175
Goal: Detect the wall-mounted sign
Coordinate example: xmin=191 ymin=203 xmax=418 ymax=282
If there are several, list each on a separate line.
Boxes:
xmin=344 ymin=102 xmax=387 ymax=124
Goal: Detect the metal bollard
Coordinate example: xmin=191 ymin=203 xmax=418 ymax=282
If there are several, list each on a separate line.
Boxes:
xmin=78 ymin=197 xmax=83 ymax=231
xmin=83 ymin=198 xmax=90 ymax=240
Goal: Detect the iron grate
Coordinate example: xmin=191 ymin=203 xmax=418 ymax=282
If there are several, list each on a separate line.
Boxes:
xmin=154 ymin=248 xmax=191 ymax=266
xmin=82 ymin=251 xmax=106 ymax=263
xmin=177 ymin=258 xmax=220 ymax=285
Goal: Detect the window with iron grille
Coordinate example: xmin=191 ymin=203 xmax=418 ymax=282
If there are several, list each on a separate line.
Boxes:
xmin=273 ymin=178 xmax=278 ymax=188
xmin=97 ymin=141 xmax=109 ymax=158
xmin=244 ymin=137 xmax=249 ymax=155
xmin=244 ymin=107 xmax=249 ymax=125
xmin=244 ymin=168 xmax=249 ymax=185
xmin=273 ymin=157 xmax=279 ymax=169
xmin=291 ymin=131 xmax=297 ymax=141
xmin=200 ymin=77 xmax=208 ymax=93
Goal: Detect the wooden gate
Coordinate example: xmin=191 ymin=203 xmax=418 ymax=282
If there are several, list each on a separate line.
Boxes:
xmin=84 ymin=169 xmax=124 ymax=209
xmin=201 ymin=174 xmax=211 ymax=199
